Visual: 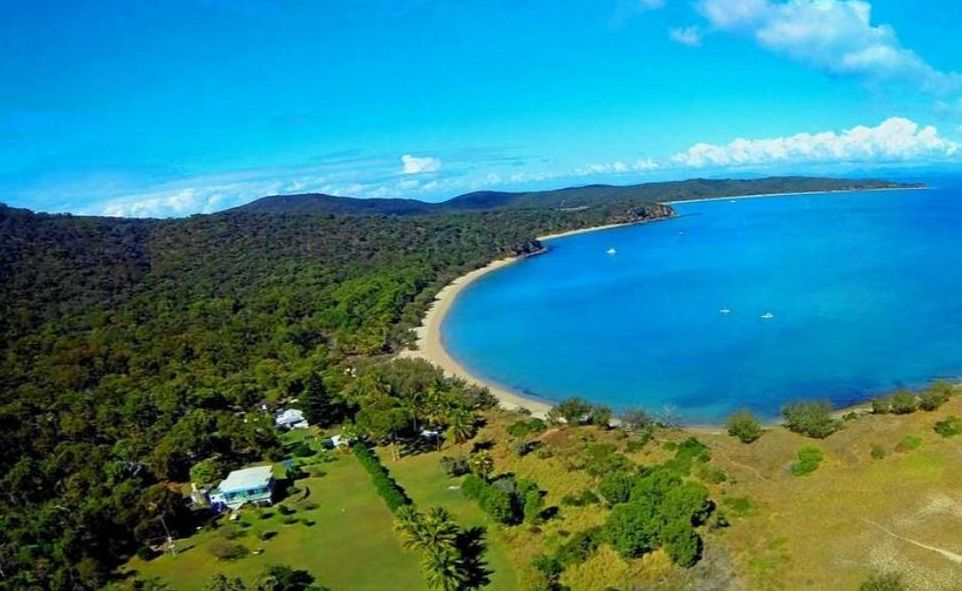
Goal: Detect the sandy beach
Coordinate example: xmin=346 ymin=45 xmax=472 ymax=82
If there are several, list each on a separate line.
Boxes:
xmin=399 ymin=221 xmax=652 ymax=417
xmin=399 ymin=185 xmax=926 ymax=419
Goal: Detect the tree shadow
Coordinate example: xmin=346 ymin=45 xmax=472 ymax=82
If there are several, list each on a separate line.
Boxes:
xmin=455 ymin=526 xmax=492 ymax=590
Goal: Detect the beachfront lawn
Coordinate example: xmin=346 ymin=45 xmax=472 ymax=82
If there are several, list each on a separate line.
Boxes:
xmin=123 ymin=453 xmax=424 ymax=590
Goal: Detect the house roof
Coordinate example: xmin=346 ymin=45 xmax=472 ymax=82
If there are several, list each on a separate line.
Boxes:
xmin=275 ymin=408 xmax=306 ymax=424
xmin=218 ymin=465 xmax=274 ymax=493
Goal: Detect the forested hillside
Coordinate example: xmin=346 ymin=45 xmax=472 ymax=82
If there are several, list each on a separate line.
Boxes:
xmin=0 ymin=177 xmax=910 ymax=588
xmin=0 ymin=195 xmax=669 ymax=589
xmin=236 ymin=176 xmax=911 ymax=215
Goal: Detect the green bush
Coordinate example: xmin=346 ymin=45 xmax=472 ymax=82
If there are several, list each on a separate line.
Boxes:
xmin=524 ymin=490 xmax=544 ymax=524
xmin=870 ymin=444 xmax=887 ymax=460
xmin=352 ymin=443 xmax=411 ymax=513
xmin=549 ymin=397 xmax=593 ymax=425
xmin=439 ymin=455 xmax=470 ymax=477
xmin=461 ymin=474 xmax=485 ymax=499
xmin=725 ymin=410 xmax=763 ymax=443
xmin=782 ymin=401 xmax=840 ymax=438
xmin=919 ymin=387 xmax=950 ymax=411
xmin=598 ymin=472 xmax=635 ymax=505
xmin=896 ymin=435 xmax=923 ymax=451
xmin=506 ymin=418 xmax=548 ymax=438
xmin=209 ymin=539 xmax=248 ymax=561
xmin=555 ymin=528 xmax=601 ymax=566
xmin=720 ymin=496 xmax=756 ymax=517
xmin=663 ymin=437 xmax=710 ymax=476
xmin=889 ymin=391 xmax=918 ymax=414
xmin=934 ymin=416 xmax=962 ymax=438
xmin=790 ymin=446 xmax=823 ymax=476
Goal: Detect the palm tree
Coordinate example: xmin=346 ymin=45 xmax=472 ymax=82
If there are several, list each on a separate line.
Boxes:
xmin=393 ymin=505 xmax=426 ymax=551
xmin=421 ymin=507 xmax=459 ymax=552
xmin=467 ymin=450 xmax=494 ymax=481
xmin=421 ymin=545 xmax=467 ymax=591
xmin=444 ymin=406 xmax=475 ymax=447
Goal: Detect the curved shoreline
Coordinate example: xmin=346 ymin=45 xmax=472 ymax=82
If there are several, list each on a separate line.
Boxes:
xmin=399 ymin=184 xmax=930 ymax=422
xmin=398 ymin=221 xmax=655 ymax=417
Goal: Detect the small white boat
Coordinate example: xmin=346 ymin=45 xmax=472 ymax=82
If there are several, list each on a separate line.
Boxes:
xmin=760 ymin=312 xmax=774 ymax=320
xmin=606 ymin=248 xmax=617 ymax=255
xmin=719 ymin=308 xmax=732 ymax=315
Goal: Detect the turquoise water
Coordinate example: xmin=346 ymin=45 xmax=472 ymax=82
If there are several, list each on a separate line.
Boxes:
xmin=443 ymin=185 xmax=962 ymax=423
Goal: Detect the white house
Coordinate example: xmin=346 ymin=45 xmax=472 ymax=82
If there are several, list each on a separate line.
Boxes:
xmin=275 ymin=408 xmax=309 ymax=430
xmin=208 ymin=465 xmax=275 ymax=511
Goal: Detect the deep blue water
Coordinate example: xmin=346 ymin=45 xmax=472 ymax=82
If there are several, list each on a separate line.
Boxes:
xmin=443 ymin=185 xmax=962 ymax=423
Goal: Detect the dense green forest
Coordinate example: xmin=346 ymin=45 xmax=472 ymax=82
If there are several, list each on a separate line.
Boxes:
xmin=0 ymin=177 xmax=909 ymax=589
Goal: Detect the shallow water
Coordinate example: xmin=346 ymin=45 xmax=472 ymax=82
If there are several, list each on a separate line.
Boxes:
xmin=443 ymin=185 xmax=962 ymax=423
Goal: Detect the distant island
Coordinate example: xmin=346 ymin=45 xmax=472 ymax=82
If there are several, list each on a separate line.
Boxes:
xmin=233 ymin=175 xmax=918 ymax=216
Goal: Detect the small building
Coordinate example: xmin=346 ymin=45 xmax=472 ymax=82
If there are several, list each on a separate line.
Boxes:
xmin=208 ymin=465 xmax=275 ymax=511
xmin=275 ymin=408 xmax=309 ymax=430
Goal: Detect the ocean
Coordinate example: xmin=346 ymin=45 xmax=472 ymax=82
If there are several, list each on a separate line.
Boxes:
xmin=442 ymin=183 xmax=962 ymax=423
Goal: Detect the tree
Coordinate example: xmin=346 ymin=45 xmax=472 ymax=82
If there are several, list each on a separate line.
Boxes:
xmin=549 ymin=397 xmax=593 ymax=425
xmin=591 ymin=405 xmax=613 ymax=429
xmin=889 ymin=390 xmax=917 ymax=414
xmin=443 ymin=406 xmax=476 ymax=447
xmin=190 ymin=456 xmax=226 ymax=486
xmin=254 ymin=564 xmax=318 ymax=591
xmin=598 ymin=472 xmax=634 ymax=505
xmin=355 ymin=398 xmax=408 ymax=460
xmin=467 ymin=450 xmax=494 ymax=481
xmin=781 ymin=401 xmax=839 ymax=439
xmin=919 ymin=386 xmax=950 ymax=411
xmin=604 ymin=501 xmax=660 ymax=558
xmin=421 ymin=545 xmax=468 ymax=591
xmin=205 ymin=574 xmax=248 ymax=591
xmin=725 ymin=410 xmax=762 ymax=443
xmin=620 ymin=408 xmax=653 ymax=431
xmin=662 ymin=519 xmax=702 ymax=567
xmin=299 ymin=372 xmax=341 ymax=427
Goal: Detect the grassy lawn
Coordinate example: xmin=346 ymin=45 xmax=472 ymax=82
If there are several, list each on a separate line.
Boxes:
xmin=124 ymin=453 xmax=424 ymax=590
xmin=383 ymin=448 xmax=520 ymax=590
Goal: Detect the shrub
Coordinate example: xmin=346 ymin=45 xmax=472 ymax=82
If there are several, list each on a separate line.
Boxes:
xmin=625 ymin=430 xmax=653 ymax=452
xmin=598 ymin=472 xmax=635 ymax=506
xmin=580 ymin=443 xmax=632 ymax=477
xmin=919 ymin=388 xmax=950 ymax=411
xmin=524 ymin=490 xmax=544 ymax=524
xmin=548 ymin=397 xmax=593 ymax=425
xmin=209 ymin=539 xmax=248 ymax=560
xmin=859 ymin=572 xmax=907 ymax=591
xmin=725 ymin=410 xmax=762 ymax=443
xmin=664 ymin=437 xmax=710 ymax=476
xmin=352 ymin=443 xmax=411 ymax=513
xmin=461 ymin=474 xmax=485 ymax=499
xmin=790 ymin=446 xmax=823 ymax=476
xmin=290 ymin=441 xmax=316 ymax=458
xmin=889 ymin=391 xmax=918 ymax=414
xmin=619 ymin=408 xmax=654 ymax=431
xmin=871 ymin=397 xmax=892 ymax=415
xmin=510 ymin=439 xmax=539 ymax=457
xmin=662 ymin=518 xmax=702 ymax=567
xmin=136 ymin=547 xmax=158 ymax=561
xmin=695 ymin=464 xmax=728 ymax=484
xmin=439 ymin=455 xmax=470 ymax=478
xmin=591 ymin=405 xmax=613 ymax=428
xmin=870 ymin=444 xmax=888 ymax=459
xmin=896 ymin=435 xmax=923 ymax=452
xmin=259 ymin=530 xmax=277 ymax=541
xmin=555 ymin=528 xmax=601 ymax=566
xmin=934 ymin=416 xmax=962 ymax=438
xmin=506 ymin=418 xmax=548 ymax=438
xmin=782 ymin=401 xmax=840 ymax=439
xmin=189 ymin=456 xmax=226 ymax=486
xmin=478 ymin=486 xmax=516 ymax=524
xmin=720 ymin=496 xmax=756 ymax=517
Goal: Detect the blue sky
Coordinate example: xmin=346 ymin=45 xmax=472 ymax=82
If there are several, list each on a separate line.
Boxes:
xmin=3 ymin=0 xmax=962 ymax=217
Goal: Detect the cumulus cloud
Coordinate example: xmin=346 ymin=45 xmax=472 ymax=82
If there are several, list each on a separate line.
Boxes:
xmin=669 ymin=26 xmax=702 ymax=47
xmin=574 ymin=158 xmax=660 ymax=176
xmin=696 ymin=0 xmax=962 ymax=93
xmin=401 ymin=154 xmax=441 ymax=174
xmin=672 ymin=117 xmax=960 ymax=168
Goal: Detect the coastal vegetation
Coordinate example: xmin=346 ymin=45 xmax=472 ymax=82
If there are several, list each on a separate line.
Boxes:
xmin=0 ymin=176 xmax=949 ymax=589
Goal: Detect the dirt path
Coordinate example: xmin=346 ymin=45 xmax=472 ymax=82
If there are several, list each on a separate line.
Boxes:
xmin=863 ymin=518 xmax=962 ymax=565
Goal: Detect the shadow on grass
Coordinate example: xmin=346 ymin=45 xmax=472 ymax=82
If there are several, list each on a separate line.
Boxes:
xmin=456 ymin=526 xmax=492 ymax=590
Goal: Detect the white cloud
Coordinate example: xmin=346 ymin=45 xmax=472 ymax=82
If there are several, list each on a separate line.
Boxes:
xmin=401 ymin=154 xmax=441 ymax=174
xmin=672 ymin=117 xmax=960 ymax=168
xmin=573 ymin=158 xmax=661 ymax=176
xmin=696 ymin=0 xmax=962 ymax=94
xmin=669 ymin=26 xmax=702 ymax=47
